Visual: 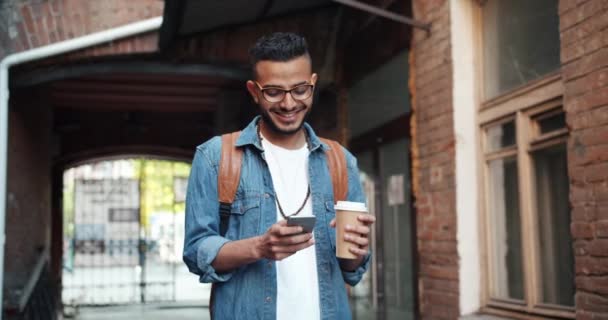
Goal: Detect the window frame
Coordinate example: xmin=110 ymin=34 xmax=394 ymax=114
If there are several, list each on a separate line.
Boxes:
xmin=474 ymin=1 xmax=574 ymax=318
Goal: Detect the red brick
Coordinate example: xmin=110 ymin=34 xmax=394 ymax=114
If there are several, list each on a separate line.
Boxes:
xmin=572 ymin=204 xmax=598 ymax=222
xmin=569 ymin=143 xmax=608 ymax=166
xmin=424 ymin=289 xmax=459 ymax=308
xmin=419 ymin=262 xmax=459 ymax=280
xmin=571 ymin=182 xmax=595 ymax=202
xmin=563 ymin=47 xmax=608 ymax=80
xmin=560 ymin=0 xmax=604 ymax=31
xmin=576 ymin=291 xmax=608 ymax=313
xmin=568 ymin=105 xmax=608 ymax=129
xmin=577 ymin=255 xmax=608 ymax=275
xmin=50 ymin=0 xmax=62 ymax=16
xmin=589 ymin=239 xmax=608 ymax=256
xmin=566 ymin=84 xmax=608 ymax=114
xmin=15 ymin=22 xmax=30 ymax=50
xmin=559 ymin=0 xmax=578 ymax=14
xmin=35 ymin=17 xmax=49 ymax=46
xmin=574 ymin=240 xmax=592 ymax=255
xmin=418 ymin=240 xmax=457 ymax=254
xmin=575 ymin=126 xmax=608 ymax=147
xmin=577 ymin=276 xmax=608 ymax=295
xmin=596 ymin=221 xmax=608 ymax=238
xmin=420 ymin=277 xmax=458 ymax=293
xmin=573 ymin=222 xmax=595 ymax=239
xmin=596 ymin=183 xmax=608 ymax=202
xmin=566 ymin=68 xmax=608 ymax=98
xmin=598 ymin=202 xmax=608 ymax=220
xmin=420 ymin=253 xmax=458 ymax=266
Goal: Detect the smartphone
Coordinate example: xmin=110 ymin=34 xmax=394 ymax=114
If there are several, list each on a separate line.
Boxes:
xmin=286 ymin=216 xmax=316 ymax=233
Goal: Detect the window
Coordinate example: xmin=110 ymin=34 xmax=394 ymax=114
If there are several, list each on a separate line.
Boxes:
xmin=482 ymin=0 xmax=561 ymax=99
xmin=478 ymin=0 xmax=573 ymax=318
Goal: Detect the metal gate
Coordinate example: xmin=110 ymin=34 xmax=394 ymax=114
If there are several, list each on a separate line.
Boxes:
xmin=62 ymin=160 xmax=183 ymax=306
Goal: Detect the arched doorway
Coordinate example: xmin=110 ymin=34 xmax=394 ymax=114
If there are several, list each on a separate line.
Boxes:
xmin=61 ymin=156 xmax=207 ymax=307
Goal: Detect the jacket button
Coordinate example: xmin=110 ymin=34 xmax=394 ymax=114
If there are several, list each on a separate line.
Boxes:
xmin=264 ymin=193 xmax=270 ymax=198
xmin=265 ymin=296 xmax=272 ymax=303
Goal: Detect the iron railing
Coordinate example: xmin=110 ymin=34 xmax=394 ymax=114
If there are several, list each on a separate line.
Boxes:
xmin=5 ymin=248 xmax=57 ymax=320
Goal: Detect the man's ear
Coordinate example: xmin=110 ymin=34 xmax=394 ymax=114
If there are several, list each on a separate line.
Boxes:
xmin=311 ymin=73 xmax=318 ymax=85
xmin=246 ymin=80 xmax=259 ymax=104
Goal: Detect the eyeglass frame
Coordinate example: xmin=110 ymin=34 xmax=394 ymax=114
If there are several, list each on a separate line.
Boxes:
xmin=253 ymin=81 xmax=315 ymax=103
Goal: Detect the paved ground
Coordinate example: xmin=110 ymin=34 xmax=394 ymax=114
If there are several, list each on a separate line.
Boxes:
xmin=70 ymin=302 xmax=210 ymax=320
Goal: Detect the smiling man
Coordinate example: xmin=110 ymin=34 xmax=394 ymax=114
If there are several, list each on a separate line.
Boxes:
xmin=183 ymin=32 xmax=375 ymax=320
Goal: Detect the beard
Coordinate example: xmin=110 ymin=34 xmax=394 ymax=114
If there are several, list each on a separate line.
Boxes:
xmin=259 ymin=104 xmax=311 ymax=136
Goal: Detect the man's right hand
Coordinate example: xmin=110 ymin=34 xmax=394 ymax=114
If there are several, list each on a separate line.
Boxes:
xmin=255 ymin=220 xmax=315 ymax=261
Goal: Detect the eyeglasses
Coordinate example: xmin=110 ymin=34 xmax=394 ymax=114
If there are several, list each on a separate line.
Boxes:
xmin=254 ymin=81 xmax=315 ymax=103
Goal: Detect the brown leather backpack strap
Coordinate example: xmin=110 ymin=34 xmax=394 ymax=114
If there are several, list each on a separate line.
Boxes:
xmin=320 ymin=138 xmax=348 ymax=202
xmin=218 ymin=131 xmax=242 ymax=237
xmin=212 ymin=131 xmax=242 ymax=320
xmin=219 ymin=131 xmax=243 ymax=204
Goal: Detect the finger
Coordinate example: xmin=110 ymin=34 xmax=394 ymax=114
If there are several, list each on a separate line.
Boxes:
xmin=344 ymin=234 xmax=369 ymax=247
xmin=271 ymin=238 xmax=315 ymax=253
xmin=271 ymin=233 xmax=312 ymax=246
xmin=329 ymin=218 xmax=336 ymax=228
xmin=357 ymin=214 xmax=376 ymax=224
xmin=348 ymin=246 xmax=369 ymax=257
xmin=273 ymin=224 xmax=303 ymax=236
xmin=345 ymin=224 xmax=370 ymax=236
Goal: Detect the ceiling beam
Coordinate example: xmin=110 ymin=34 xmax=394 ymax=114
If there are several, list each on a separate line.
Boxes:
xmin=50 ymin=81 xmax=219 ymax=97
xmin=50 ymin=91 xmax=216 ymax=105
xmin=53 ymin=102 xmax=216 ymax=113
xmin=11 ymin=61 xmax=249 ymax=89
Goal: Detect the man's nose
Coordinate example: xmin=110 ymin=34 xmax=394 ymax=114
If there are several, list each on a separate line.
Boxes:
xmin=279 ymin=91 xmax=298 ymax=109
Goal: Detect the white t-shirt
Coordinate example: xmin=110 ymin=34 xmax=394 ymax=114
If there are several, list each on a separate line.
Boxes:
xmin=261 ymin=136 xmax=320 ymax=320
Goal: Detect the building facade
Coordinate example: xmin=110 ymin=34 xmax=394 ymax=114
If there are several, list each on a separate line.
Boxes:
xmin=411 ymin=0 xmax=608 ymax=319
xmin=0 ymin=0 xmax=606 ymax=319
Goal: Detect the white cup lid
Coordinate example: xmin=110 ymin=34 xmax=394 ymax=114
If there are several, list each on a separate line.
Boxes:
xmin=334 ymin=201 xmax=367 ymax=212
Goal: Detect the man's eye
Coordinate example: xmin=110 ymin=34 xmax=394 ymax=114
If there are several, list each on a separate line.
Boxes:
xmin=264 ymin=89 xmax=283 ymax=97
xmin=293 ymin=86 xmax=309 ymax=95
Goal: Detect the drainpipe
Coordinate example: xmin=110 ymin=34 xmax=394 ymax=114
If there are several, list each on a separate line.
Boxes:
xmin=0 ymin=16 xmax=163 ymax=318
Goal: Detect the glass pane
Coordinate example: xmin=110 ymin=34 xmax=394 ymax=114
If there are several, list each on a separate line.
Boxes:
xmin=534 ymin=144 xmax=574 ymax=306
xmin=380 ymin=139 xmax=414 ymax=320
xmin=483 ymin=0 xmax=560 ymax=98
xmin=350 ymin=150 xmax=378 ymax=320
xmin=538 ymin=112 xmax=566 ymax=134
xmin=487 ymin=156 xmax=525 ymax=300
xmin=486 ymin=121 xmax=516 ymax=152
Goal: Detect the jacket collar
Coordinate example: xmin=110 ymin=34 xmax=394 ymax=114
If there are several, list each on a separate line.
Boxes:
xmin=235 ymin=116 xmax=329 ymax=152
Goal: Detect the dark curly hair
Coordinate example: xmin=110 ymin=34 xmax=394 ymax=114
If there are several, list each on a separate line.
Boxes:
xmin=249 ymin=32 xmax=311 ymax=78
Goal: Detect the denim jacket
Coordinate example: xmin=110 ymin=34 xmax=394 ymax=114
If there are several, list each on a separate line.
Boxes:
xmin=183 ymin=116 xmax=370 ymax=320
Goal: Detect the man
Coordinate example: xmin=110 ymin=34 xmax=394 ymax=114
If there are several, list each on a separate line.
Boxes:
xmin=183 ymin=32 xmax=375 ymax=320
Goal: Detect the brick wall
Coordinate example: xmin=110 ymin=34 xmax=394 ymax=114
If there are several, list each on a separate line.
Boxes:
xmin=411 ymin=0 xmax=459 ymax=319
xmin=0 ymin=0 xmax=163 ymax=60
xmin=560 ymin=0 xmax=608 ymax=319
xmin=5 ymin=88 xmax=52 ymax=294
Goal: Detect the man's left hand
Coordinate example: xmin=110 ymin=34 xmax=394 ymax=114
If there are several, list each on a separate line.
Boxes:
xmin=330 ymin=214 xmax=376 ymax=270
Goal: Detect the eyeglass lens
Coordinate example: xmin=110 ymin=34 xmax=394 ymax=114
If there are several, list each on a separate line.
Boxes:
xmin=262 ymin=85 xmax=313 ymax=102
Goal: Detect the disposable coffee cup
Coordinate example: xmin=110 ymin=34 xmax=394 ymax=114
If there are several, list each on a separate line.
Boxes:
xmin=334 ymin=201 xmax=368 ymax=259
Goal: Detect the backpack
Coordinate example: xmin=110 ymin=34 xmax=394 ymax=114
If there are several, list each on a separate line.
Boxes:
xmin=217 ymin=131 xmax=349 ymax=236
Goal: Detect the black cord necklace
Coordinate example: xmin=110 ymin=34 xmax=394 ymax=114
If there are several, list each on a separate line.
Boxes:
xmin=258 ymin=122 xmax=311 ymax=219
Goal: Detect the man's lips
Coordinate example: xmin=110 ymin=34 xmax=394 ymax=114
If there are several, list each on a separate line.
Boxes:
xmin=271 ymin=106 xmax=306 ymax=121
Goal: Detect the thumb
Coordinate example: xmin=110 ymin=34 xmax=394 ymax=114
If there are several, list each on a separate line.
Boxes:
xmin=329 ymin=218 xmax=336 ymax=228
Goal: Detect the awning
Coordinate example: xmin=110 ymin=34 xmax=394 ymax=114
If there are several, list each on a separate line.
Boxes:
xmin=159 ymin=0 xmax=429 ymax=50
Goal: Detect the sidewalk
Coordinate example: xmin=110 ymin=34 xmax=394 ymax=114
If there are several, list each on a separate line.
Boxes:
xmin=71 ymin=302 xmax=210 ymax=320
